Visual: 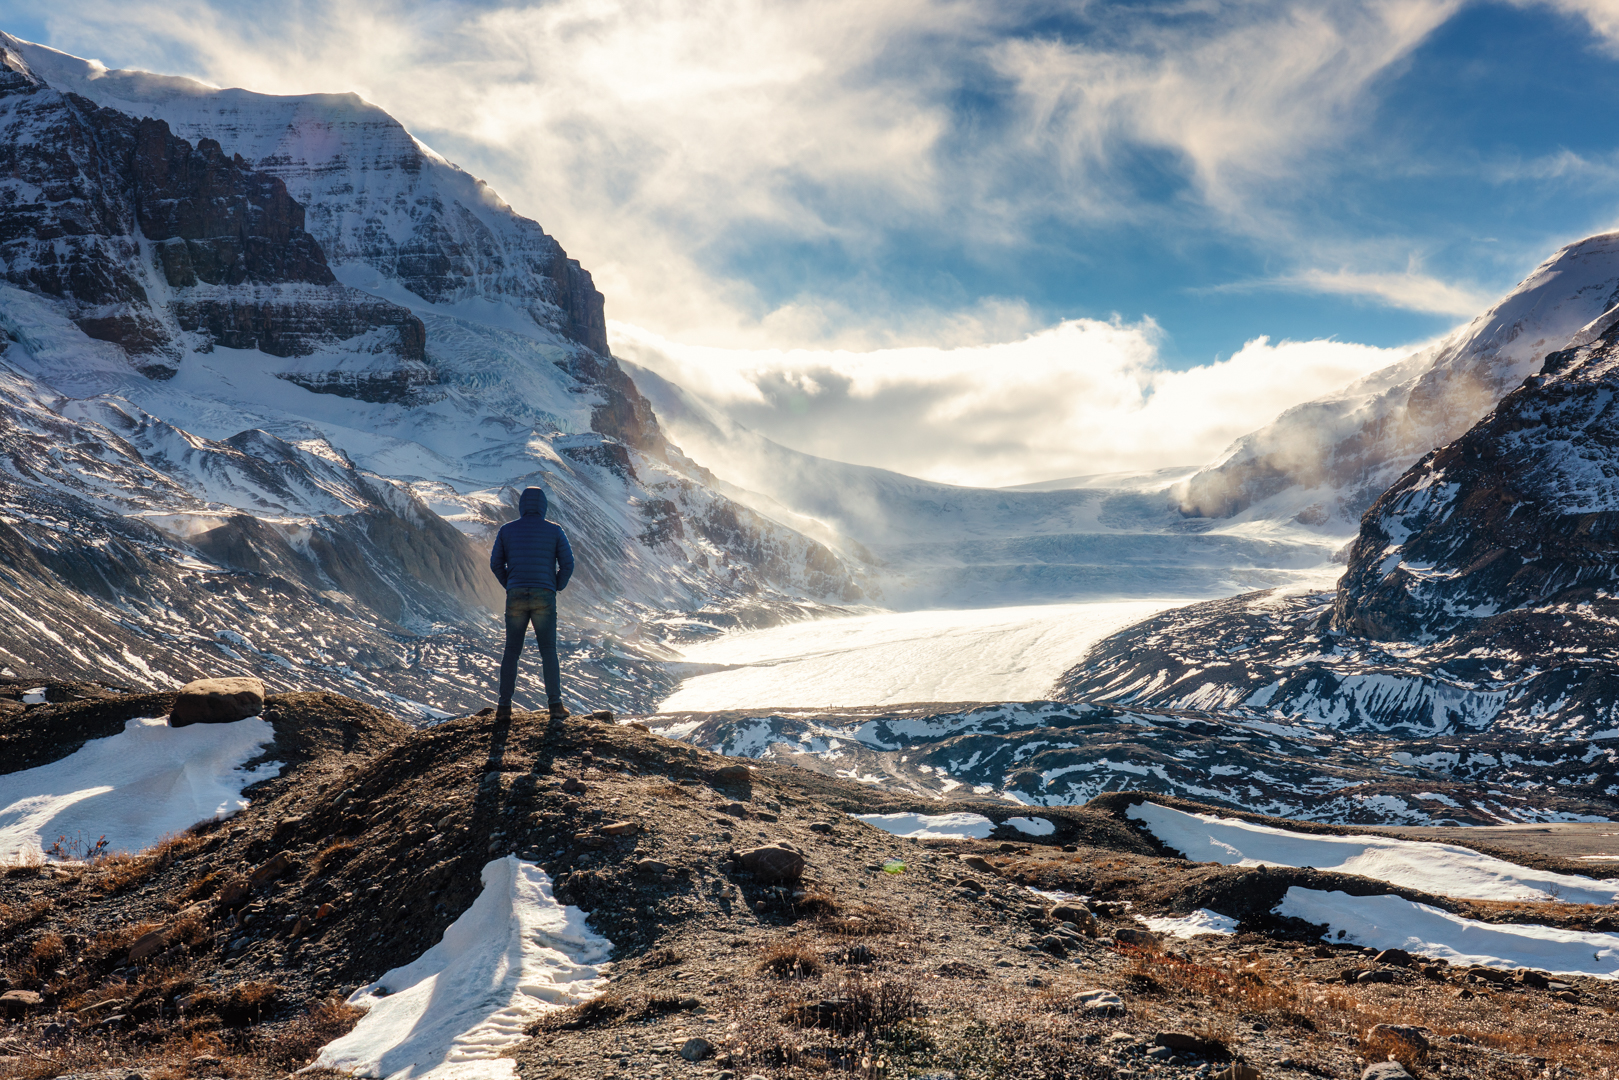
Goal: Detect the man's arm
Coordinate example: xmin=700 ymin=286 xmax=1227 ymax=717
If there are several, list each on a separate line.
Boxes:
xmin=490 ymin=528 xmax=510 ymax=587
xmin=555 ymin=527 xmax=575 ymax=590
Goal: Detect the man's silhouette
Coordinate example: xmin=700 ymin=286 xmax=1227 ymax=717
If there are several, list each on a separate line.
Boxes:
xmin=489 ymin=487 xmax=574 ymax=719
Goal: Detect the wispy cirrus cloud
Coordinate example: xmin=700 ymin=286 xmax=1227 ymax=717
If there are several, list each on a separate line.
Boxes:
xmin=18 ymin=0 xmax=1504 ymax=345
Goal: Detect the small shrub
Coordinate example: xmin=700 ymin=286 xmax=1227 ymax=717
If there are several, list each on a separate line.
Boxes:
xmin=309 ymin=841 xmax=358 ymax=877
xmin=258 ymin=998 xmax=365 ymax=1069
xmin=760 ymin=941 xmax=823 ymax=979
xmin=533 ymin=987 xmax=633 ymax=1031
xmin=30 ymin=932 xmax=66 ymax=966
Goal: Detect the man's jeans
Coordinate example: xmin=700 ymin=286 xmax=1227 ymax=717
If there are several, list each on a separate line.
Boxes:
xmin=498 ymin=588 xmax=560 ymax=707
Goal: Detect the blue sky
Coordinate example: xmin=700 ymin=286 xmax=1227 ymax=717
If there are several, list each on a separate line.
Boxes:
xmin=12 ymin=0 xmax=1619 ymax=482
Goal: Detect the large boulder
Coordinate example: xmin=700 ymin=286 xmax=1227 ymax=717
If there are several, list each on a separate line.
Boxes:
xmin=735 ymin=844 xmax=807 ymax=883
xmin=170 ymin=677 xmax=265 ymax=726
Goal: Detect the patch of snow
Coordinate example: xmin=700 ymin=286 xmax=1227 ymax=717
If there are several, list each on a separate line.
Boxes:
xmin=1142 ymin=909 xmax=1239 ymax=938
xmin=1004 ymin=816 xmax=1056 ymax=836
xmin=1278 ymin=887 xmax=1619 ymax=979
xmin=21 ymin=687 xmax=44 ymax=704
xmin=312 ymin=856 xmax=611 ymax=1080
xmin=851 ymin=812 xmax=995 ymax=840
xmin=1128 ymin=800 xmax=1619 ymax=903
xmin=0 ymin=716 xmax=278 ymax=859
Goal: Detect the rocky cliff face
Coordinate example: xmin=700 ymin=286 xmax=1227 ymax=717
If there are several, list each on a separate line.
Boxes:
xmin=0 ymin=46 xmax=424 ymax=381
xmin=9 ymin=35 xmax=657 ymax=449
xmin=1333 ymin=305 xmax=1619 ymax=642
xmin=1056 ymin=295 xmax=1619 ymax=739
xmin=1173 ymin=234 xmax=1619 ymax=528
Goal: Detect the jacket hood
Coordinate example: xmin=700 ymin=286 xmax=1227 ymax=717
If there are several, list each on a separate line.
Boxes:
xmin=518 ymin=487 xmax=548 ymax=519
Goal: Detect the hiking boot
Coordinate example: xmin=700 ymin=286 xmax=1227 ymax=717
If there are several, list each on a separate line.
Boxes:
xmin=494 ymin=703 xmax=513 ymax=721
xmin=548 ymin=701 xmax=571 ymax=720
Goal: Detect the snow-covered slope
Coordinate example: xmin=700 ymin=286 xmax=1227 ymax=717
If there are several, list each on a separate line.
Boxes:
xmin=0 ymin=35 xmax=866 ymax=714
xmin=1175 ymin=234 xmax=1619 ymax=528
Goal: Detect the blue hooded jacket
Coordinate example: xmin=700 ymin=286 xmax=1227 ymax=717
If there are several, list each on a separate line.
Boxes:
xmin=490 ymin=488 xmax=575 ymax=592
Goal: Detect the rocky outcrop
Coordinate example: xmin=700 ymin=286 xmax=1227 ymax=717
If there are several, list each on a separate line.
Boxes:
xmin=1333 ymin=305 xmax=1619 ymax=641
xmin=1174 ymin=233 xmax=1619 ymax=526
xmin=0 ymin=44 xmax=424 ymax=380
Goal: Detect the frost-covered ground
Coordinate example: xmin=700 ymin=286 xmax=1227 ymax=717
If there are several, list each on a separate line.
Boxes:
xmin=0 ymin=715 xmax=279 ymax=860
xmin=314 ymin=856 xmax=610 ymax=1080
xmin=658 ymin=600 xmax=1187 ymax=711
xmin=1130 ymin=802 xmax=1619 ymax=903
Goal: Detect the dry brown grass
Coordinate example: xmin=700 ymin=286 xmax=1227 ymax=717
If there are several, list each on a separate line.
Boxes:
xmin=819 ymin=903 xmax=912 ymax=938
xmin=28 ymin=932 xmax=65 ymax=967
xmin=759 ymin=940 xmax=823 ymax=979
xmin=255 ymin=998 xmax=365 ymax=1070
xmin=308 ymin=840 xmax=358 ymax=877
xmin=0 ymin=897 xmax=51 ymax=934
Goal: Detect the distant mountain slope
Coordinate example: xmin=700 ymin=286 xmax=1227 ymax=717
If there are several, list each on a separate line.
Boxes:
xmin=1174 ymin=233 xmax=1619 ymax=528
xmin=1056 ymin=281 xmax=1619 ymax=740
xmin=0 ymin=35 xmax=866 ymax=713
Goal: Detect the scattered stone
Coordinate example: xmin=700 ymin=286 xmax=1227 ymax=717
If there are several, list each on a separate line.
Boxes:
xmin=1114 ymin=927 xmax=1159 ymax=948
xmin=958 ymin=854 xmax=996 ymax=874
xmin=1373 ymin=948 xmax=1412 ymax=967
xmin=1368 ymin=1024 xmax=1429 ymax=1058
xmin=1361 ymin=1064 xmax=1413 ymax=1080
xmin=561 ymin=778 xmax=588 ymax=795
xmin=1075 ymin=988 xmax=1124 ymax=1016
xmin=1214 ymin=1063 xmax=1262 ymax=1080
xmin=636 ymin=858 xmax=671 ymax=875
xmin=188 ymin=1056 xmax=222 ymax=1070
xmin=1038 ymin=935 xmax=1069 ymax=956
xmin=0 ymin=990 xmax=42 ymax=1019
xmin=1157 ymin=1031 xmax=1224 ymax=1056
xmin=1048 ymin=901 xmax=1094 ymax=926
xmin=586 ymin=710 xmax=615 ymax=722
xmin=954 ymin=878 xmax=986 ymax=895
xmin=1520 ymin=969 xmax=1550 ymax=989
xmin=713 ymin=764 xmax=754 ymax=785
xmin=248 ymin=851 xmax=294 ymax=889
xmin=215 ymin=880 xmax=250 ymax=909
xmin=808 ymin=822 xmax=833 ymax=833
xmin=169 ymin=677 xmax=265 ymax=726
xmin=127 ymin=929 xmax=168 ymax=963
xmin=735 ymin=845 xmax=807 ymax=883
xmin=679 ymin=1037 xmax=713 ymax=1062
xmin=600 ymin=821 xmax=641 ymax=837
xmin=1356 ymin=969 xmax=1395 ymax=984
xmin=721 ymin=802 xmax=750 ymax=818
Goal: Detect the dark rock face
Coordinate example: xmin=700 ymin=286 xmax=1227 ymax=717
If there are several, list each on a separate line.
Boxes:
xmin=1334 ymin=311 xmax=1619 ymax=642
xmin=0 ymin=49 xmax=424 ymax=379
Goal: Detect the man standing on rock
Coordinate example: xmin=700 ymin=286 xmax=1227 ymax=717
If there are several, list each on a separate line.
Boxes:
xmin=490 ymin=486 xmax=575 ymax=720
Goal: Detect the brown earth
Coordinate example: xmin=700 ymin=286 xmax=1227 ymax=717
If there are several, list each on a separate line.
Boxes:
xmin=0 ymin=693 xmax=1615 ymax=1080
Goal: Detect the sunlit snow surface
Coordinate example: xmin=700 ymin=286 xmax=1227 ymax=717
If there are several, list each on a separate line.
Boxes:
xmin=1130 ymin=802 xmax=1619 ymax=903
xmin=313 ymin=857 xmax=611 ymax=1080
xmin=852 ymin=812 xmax=996 ymax=840
xmin=659 ymin=600 xmax=1187 ymax=711
xmin=1143 ymin=909 xmax=1239 ymax=938
xmin=1279 ymin=889 xmax=1619 ymax=979
xmin=0 ymin=716 xmax=279 ymax=860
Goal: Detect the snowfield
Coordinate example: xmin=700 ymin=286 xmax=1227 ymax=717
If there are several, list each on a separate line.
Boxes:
xmin=852 ymin=812 xmax=997 ymax=840
xmin=1278 ymin=888 xmax=1619 ymax=979
xmin=658 ymin=601 xmax=1187 ymax=711
xmin=1143 ymin=909 xmax=1239 ymax=939
xmin=0 ymin=716 xmax=279 ymax=860
xmin=313 ymin=857 xmax=611 ymax=1080
xmin=1129 ymin=801 xmax=1619 ymax=903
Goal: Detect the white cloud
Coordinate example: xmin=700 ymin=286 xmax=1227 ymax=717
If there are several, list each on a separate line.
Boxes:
xmin=613 ymin=320 xmax=1415 ymax=488
xmin=26 ymin=0 xmax=1493 ymax=345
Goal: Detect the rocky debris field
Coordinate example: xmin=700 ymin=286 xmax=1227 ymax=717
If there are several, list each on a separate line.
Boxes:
xmin=1 ymin=691 xmax=1616 ymax=1080
xmin=654 ymin=698 xmax=1619 ymax=827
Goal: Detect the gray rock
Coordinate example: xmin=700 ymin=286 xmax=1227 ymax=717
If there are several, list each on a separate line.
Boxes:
xmin=679 ymin=1037 xmax=713 ymax=1062
xmin=170 ymin=677 xmax=265 ymax=726
xmin=1361 ymin=1064 xmax=1413 ymax=1080
xmin=1075 ymin=988 xmax=1124 ymax=1016
xmin=736 ymin=844 xmax=807 ymax=883
xmin=1114 ymin=926 xmax=1159 ymax=948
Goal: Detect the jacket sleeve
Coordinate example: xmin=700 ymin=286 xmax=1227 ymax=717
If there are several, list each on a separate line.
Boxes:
xmin=489 ymin=528 xmax=509 ymax=587
xmin=555 ymin=527 xmax=575 ymax=591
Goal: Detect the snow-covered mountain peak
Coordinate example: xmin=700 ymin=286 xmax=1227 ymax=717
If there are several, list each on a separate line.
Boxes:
xmin=1174 ymin=231 xmax=1619 ymax=528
